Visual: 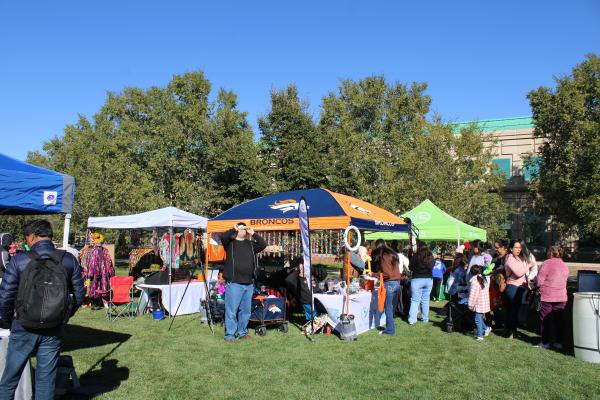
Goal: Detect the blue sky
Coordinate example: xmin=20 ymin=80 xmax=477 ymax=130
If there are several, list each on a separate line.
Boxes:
xmin=1 ymin=0 xmax=599 ymax=161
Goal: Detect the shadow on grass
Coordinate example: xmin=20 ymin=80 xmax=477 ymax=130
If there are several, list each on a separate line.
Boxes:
xmin=62 ymin=324 xmax=132 ymax=353
xmin=65 ymin=359 xmax=130 ymax=399
xmin=62 ymin=325 xmax=131 ymax=399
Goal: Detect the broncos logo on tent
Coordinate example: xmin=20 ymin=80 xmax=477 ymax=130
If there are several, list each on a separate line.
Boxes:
xmin=349 ymin=203 xmax=372 ymax=215
xmin=269 ymin=199 xmax=300 ymax=213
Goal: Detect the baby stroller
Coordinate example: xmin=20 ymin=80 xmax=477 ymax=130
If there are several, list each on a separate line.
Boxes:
xmin=250 ymin=294 xmax=288 ymax=336
xmin=444 ymin=300 xmax=474 ymax=334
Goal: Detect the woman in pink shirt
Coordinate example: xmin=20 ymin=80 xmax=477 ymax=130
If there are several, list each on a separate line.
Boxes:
xmin=504 ymin=240 xmax=530 ymax=339
xmin=536 ymin=245 xmax=569 ymax=350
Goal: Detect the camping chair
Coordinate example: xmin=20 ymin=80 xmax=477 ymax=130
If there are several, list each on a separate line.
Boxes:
xmin=106 ymin=276 xmax=135 ymax=321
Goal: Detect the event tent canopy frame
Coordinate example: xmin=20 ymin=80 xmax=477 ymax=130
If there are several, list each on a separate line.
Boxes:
xmin=365 ymin=199 xmax=486 ymax=243
xmin=0 ymin=152 xmax=76 ymax=248
xmin=87 ymin=206 xmax=208 ymax=318
xmin=207 ymin=188 xmax=410 ymax=233
xmin=87 ymin=206 xmax=208 ymax=230
xmin=0 ymin=152 xmax=75 ymax=215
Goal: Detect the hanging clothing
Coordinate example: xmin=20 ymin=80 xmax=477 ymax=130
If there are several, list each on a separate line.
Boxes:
xmin=83 ymin=245 xmax=115 ymax=299
xmin=159 ymin=233 xmax=171 ymax=270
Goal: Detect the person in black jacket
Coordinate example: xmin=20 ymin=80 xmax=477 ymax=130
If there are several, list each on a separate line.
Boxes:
xmin=407 ymin=244 xmax=435 ymax=325
xmin=220 ymin=223 xmax=267 ymax=343
xmin=0 ymin=220 xmax=85 ymax=400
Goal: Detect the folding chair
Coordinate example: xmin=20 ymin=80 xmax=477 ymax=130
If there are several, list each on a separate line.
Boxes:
xmin=106 ymin=276 xmax=135 ymax=321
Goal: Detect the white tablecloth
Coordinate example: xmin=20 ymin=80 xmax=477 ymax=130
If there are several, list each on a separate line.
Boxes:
xmin=0 ymin=330 xmax=33 ymax=400
xmin=313 ymin=291 xmax=386 ymax=335
xmin=137 ymin=281 xmax=207 ymax=316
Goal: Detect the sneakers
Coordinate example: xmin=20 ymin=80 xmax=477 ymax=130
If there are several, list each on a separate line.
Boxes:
xmin=535 ymin=342 xmax=551 ymax=349
xmin=485 ymin=327 xmax=492 ymax=337
xmin=238 ymin=335 xmax=252 ymax=341
xmin=552 ymin=343 xmax=564 ymax=350
xmin=475 ymin=337 xmax=484 ymax=342
xmin=224 ymin=338 xmax=239 ymax=344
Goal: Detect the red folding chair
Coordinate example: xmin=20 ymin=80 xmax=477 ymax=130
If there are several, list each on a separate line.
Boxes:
xmin=106 ymin=276 xmax=135 ymax=321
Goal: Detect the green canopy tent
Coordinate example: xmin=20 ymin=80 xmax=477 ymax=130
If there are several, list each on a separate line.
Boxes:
xmin=365 ymin=199 xmax=486 ymax=244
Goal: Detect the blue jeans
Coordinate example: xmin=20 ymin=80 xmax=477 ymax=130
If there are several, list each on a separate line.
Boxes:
xmin=505 ymin=284 xmax=526 ymax=332
xmin=381 ymin=280 xmax=400 ymax=335
xmin=302 ymin=304 xmax=316 ymax=321
xmin=224 ymin=282 xmax=253 ymax=339
xmin=408 ymin=278 xmax=433 ymax=324
xmin=474 ymin=312 xmax=488 ymax=338
xmin=0 ymin=328 xmax=63 ymax=400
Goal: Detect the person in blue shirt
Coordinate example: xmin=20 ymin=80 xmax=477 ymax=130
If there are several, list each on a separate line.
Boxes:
xmin=431 ymin=252 xmax=447 ymax=301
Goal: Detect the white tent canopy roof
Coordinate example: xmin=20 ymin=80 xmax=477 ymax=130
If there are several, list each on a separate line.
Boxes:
xmin=87 ymin=206 xmax=208 ymax=230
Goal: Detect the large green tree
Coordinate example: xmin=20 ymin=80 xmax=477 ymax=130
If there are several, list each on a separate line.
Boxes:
xmin=319 ymin=77 xmax=508 ymax=239
xmin=320 ymin=76 xmax=431 ymax=204
xmin=259 ymin=85 xmax=328 ymax=192
xmin=527 ymin=54 xmax=600 ymax=235
xmin=27 ymin=72 xmax=266 ymax=234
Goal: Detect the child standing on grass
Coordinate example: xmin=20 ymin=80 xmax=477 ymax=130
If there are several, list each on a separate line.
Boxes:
xmin=431 ymin=253 xmax=446 ymax=301
xmin=468 ymin=265 xmax=492 ymax=341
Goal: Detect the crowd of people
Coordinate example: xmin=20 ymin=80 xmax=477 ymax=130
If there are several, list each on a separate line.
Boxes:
xmin=368 ymin=238 xmax=570 ymax=349
xmin=0 ymin=218 xmax=573 ymax=399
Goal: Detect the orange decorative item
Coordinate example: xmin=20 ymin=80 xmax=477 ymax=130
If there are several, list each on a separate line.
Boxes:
xmin=207 ymin=244 xmax=226 ymax=262
xmin=377 ymin=273 xmax=386 ymax=313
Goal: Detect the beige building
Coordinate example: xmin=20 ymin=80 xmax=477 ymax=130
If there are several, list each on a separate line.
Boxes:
xmin=452 ymin=116 xmax=551 ymax=245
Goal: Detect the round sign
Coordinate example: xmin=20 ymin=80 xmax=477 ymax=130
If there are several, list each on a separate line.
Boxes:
xmin=343 ymin=225 xmax=361 ymax=252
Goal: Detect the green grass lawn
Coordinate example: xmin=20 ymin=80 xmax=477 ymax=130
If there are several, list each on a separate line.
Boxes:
xmin=61 ymin=296 xmax=600 ymax=400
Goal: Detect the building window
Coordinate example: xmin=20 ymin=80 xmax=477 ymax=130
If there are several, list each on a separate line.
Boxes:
xmin=492 ymin=158 xmax=511 ymax=179
xmin=524 ymin=156 xmax=542 ymax=181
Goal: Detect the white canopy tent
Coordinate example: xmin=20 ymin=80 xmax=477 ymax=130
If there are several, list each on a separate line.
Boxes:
xmin=87 ymin=206 xmax=207 ymax=230
xmin=87 ymin=206 xmax=208 ymax=317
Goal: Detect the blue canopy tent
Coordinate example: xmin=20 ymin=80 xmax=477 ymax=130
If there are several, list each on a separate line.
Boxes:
xmin=0 ymin=153 xmax=75 ymax=247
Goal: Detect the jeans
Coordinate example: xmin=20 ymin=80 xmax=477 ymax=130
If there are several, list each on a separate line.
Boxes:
xmin=381 ymin=280 xmax=400 ymax=335
xmin=224 ymin=282 xmax=253 ymax=339
xmin=474 ymin=312 xmax=489 ymax=338
xmin=408 ymin=278 xmax=433 ymax=324
xmin=302 ymin=303 xmax=316 ymax=321
xmin=540 ymin=301 xmax=566 ymax=345
xmin=0 ymin=328 xmax=63 ymax=400
xmin=505 ymin=284 xmax=526 ymax=332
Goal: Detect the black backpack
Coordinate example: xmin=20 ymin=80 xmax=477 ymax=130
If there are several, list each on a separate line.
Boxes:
xmin=15 ymin=249 xmax=72 ymax=329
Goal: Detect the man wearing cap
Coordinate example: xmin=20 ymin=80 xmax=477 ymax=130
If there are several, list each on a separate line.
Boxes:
xmin=220 ymin=223 xmax=267 ymax=343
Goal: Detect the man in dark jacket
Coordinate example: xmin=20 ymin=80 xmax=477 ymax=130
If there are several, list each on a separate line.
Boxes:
xmin=0 ymin=220 xmax=85 ymax=400
xmin=220 ymin=223 xmax=267 ymax=343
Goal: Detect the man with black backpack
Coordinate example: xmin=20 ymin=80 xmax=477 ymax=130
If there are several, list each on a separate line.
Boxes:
xmin=0 ymin=220 xmax=85 ymax=400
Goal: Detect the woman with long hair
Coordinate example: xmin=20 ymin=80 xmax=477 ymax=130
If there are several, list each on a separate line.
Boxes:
xmin=371 ymin=241 xmax=401 ymax=335
xmin=518 ymin=241 xmax=539 ymax=326
xmin=408 ymin=245 xmax=435 ymax=325
xmin=504 ymin=239 xmax=530 ymax=338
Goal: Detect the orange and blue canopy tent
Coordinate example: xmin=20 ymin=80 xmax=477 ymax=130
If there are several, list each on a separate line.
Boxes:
xmin=206 ymin=188 xmax=411 ymax=321
xmin=206 ymin=188 xmax=409 ymax=233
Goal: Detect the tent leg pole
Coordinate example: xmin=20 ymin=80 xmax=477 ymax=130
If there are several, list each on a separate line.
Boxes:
xmin=62 ymin=213 xmax=72 ymax=249
xmin=169 ymin=227 xmax=173 ymax=319
xmin=205 ymin=231 xmax=209 ymax=281
xmin=346 ymin=251 xmax=351 ymax=315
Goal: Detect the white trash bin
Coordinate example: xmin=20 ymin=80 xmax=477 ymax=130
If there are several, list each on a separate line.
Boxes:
xmin=573 ymin=292 xmax=600 ymax=363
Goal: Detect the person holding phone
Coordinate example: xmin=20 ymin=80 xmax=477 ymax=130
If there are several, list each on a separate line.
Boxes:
xmin=220 ymin=223 xmax=267 ymax=343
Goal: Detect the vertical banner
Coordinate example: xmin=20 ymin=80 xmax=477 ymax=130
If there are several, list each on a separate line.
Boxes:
xmin=298 ymin=197 xmax=315 ymax=334
xmin=298 ymin=197 xmax=312 ymax=290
